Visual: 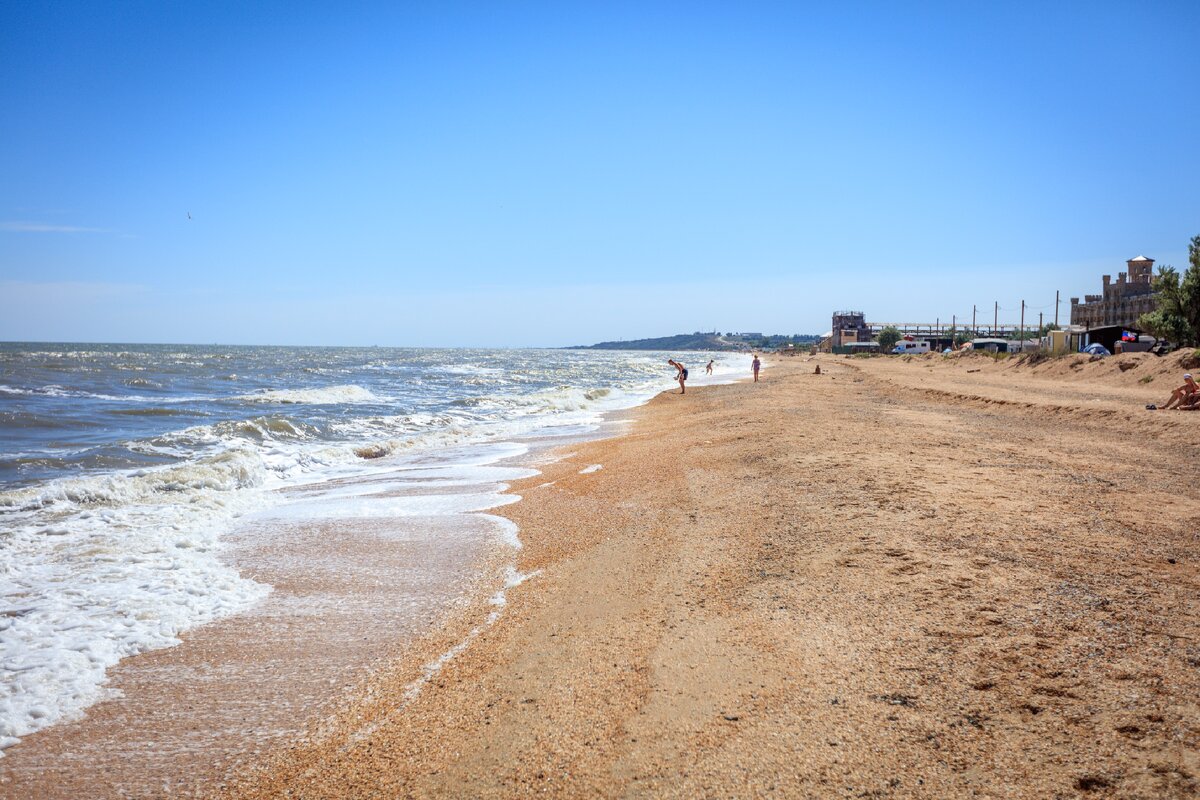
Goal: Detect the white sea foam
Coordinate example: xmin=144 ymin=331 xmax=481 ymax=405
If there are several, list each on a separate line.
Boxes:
xmin=236 ymin=384 xmax=381 ymax=405
xmin=442 ymin=364 xmax=504 ymax=376
xmin=254 ymin=461 xmax=527 ymax=521
xmin=0 ymin=347 xmax=749 ymax=753
xmin=0 ymin=450 xmax=275 ymax=750
xmin=479 ymin=514 xmax=523 ymax=549
xmin=0 ymin=448 xmax=269 ymax=512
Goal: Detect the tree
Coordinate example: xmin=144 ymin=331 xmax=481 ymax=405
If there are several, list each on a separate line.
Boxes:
xmin=954 ymin=328 xmax=974 ymax=347
xmin=1139 ymin=235 xmax=1200 ymax=346
xmin=877 ymin=325 xmax=902 ymax=352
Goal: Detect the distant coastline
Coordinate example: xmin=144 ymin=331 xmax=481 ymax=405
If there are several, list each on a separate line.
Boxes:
xmin=572 ymin=331 xmax=820 ymax=351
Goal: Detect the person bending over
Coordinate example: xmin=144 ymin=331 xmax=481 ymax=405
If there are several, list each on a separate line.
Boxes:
xmin=668 ymin=359 xmax=688 ymax=394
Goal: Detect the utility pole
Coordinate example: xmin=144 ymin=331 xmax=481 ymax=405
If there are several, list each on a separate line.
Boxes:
xmin=994 ymin=302 xmax=998 ymax=335
xmin=1055 ymin=290 xmax=1060 ymax=327
xmin=972 ymin=305 xmax=977 ymax=336
xmin=1039 ymin=312 xmax=1044 ymax=339
xmin=1020 ymin=300 xmax=1026 ymax=346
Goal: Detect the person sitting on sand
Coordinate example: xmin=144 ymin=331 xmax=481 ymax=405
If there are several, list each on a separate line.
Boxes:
xmin=1176 ymin=386 xmax=1200 ymax=410
xmin=752 ymin=354 xmax=761 ymax=382
xmin=1161 ymin=373 xmax=1198 ymax=409
xmin=705 ymin=359 xmax=714 ymax=375
xmin=668 ymin=359 xmax=688 ymax=394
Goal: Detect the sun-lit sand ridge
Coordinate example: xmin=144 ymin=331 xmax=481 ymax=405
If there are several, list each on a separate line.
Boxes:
xmin=223 ymin=352 xmax=1198 ymax=799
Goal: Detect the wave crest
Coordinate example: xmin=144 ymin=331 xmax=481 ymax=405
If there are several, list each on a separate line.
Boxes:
xmin=0 ymin=448 xmax=267 ymax=512
xmin=236 ymin=384 xmax=381 ymax=405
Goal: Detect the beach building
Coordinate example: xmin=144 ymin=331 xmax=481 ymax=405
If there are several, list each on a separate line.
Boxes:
xmin=1070 ymin=256 xmax=1159 ymax=329
xmin=1047 ymin=326 xmax=1088 ymax=354
xmin=830 ymin=311 xmax=870 ymax=348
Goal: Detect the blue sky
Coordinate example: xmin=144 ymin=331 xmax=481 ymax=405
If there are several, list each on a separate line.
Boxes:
xmin=1 ymin=1 xmax=1197 ymax=346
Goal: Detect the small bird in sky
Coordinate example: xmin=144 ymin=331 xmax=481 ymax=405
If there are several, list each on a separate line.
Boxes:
xmin=187 ymin=212 xmax=192 ymax=220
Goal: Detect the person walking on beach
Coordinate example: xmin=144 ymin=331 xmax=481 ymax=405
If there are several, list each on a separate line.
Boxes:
xmin=705 ymin=359 xmax=714 ymax=375
xmin=668 ymin=359 xmax=688 ymax=394
xmin=752 ymin=354 xmax=761 ymax=382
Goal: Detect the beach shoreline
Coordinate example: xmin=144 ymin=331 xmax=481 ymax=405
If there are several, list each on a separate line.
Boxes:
xmin=4 ymin=352 xmax=1197 ymax=797
xmin=0 ymin=354 xmax=746 ymax=798
xmin=225 ymin=353 xmax=1198 ymax=798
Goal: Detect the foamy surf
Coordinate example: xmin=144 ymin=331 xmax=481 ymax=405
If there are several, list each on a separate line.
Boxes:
xmin=0 ymin=344 xmax=747 ymax=753
xmin=0 ymin=451 xmax=275 ymax=750
xmin=235 ymin=384 xmax=382 ymax=405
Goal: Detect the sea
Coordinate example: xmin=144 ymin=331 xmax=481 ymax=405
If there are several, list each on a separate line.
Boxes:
xmin=0 ymin=343 xmax=743 ymax=753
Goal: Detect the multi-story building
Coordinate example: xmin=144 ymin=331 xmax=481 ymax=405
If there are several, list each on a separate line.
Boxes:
xmin=1070 ymin=256 xmax=1159 ymax=329
xmin=830 ymin=311 xmax=870 ymax=347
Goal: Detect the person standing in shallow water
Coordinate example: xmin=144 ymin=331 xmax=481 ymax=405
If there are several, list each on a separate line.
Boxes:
xmin=705 ymin=359 xmax=714 ymax=375
xmin=752 ymin=354 xmax=761 ymax=382
xmin=668 ymin=359 xmax=688 ymax=394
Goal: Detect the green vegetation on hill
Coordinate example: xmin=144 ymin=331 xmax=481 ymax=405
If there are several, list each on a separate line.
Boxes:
xmin=574 ymin=332 xmax=821 ymax=351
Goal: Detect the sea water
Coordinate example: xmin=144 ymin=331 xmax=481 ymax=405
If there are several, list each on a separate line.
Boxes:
xmin=0 ymin=344 xmax=744 ymax=751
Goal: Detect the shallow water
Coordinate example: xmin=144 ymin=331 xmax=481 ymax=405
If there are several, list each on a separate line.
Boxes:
xmin=0 ymin=343 xmax=742 ymax=751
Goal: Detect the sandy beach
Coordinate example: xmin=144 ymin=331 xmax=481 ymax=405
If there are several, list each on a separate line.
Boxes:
xmin=2 ymin=352 xmax=1197 ymax=798
xmin=6 ymin=4 xmax=1198 ymax=796
xmin=210 ymin=352 xmax=1196 ymax=799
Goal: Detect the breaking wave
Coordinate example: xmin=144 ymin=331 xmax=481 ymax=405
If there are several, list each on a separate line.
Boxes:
xmin=235 ymin=384 xmax=382 ymax=405
xmin=0 ymin=343 xmax=746 ymax=753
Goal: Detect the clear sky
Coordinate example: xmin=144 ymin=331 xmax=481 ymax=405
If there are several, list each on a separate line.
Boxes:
xmin=1 ymin=1 xmax=1197 ymax=346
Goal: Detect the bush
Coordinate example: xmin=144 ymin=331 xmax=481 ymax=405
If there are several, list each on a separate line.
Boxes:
xmin=876 ymin=326 xmax=902 ymax=352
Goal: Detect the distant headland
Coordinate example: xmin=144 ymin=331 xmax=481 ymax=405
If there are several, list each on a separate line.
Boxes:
xmin=571 ymin=331 xmax=821 ymax=351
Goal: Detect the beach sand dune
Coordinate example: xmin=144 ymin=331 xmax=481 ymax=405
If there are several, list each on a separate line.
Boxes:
xmin=223 ymin=355 xmax=1199 ymax=799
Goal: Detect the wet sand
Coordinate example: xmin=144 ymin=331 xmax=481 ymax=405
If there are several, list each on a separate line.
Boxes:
xmin=0 ymin=473 xmax=512 ymax=798
xmin=227 ymin=353 xmax=1199 ymax=799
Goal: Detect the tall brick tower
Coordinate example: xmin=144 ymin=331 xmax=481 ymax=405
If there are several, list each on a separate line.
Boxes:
xmin=1127 ymin=255 xmax=1155 ymax=285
